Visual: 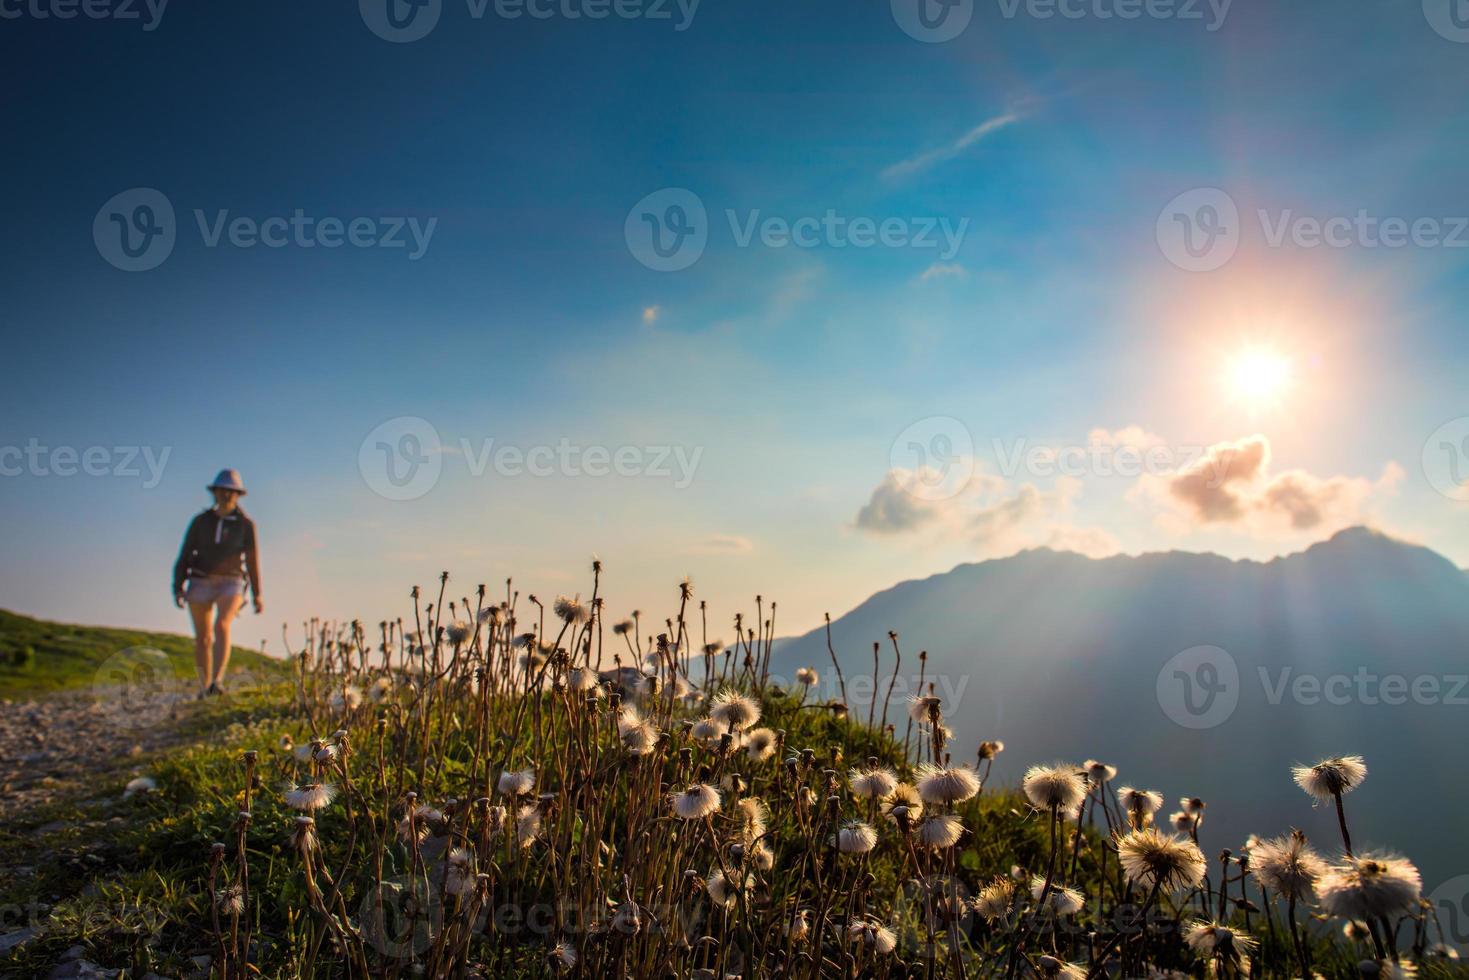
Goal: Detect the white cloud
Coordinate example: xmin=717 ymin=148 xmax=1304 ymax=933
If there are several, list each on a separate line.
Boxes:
xmin=853 ymin=468 xmax=956 ymax=534
xmin=853 ymin=465 xmax=1112 ymax=559
xmin=686 ymin=533 xmax=754 ymax=555
xmin=1087 ymin=425 xmax=1166 ymax=450
xmin=918 ymin=262 xmax=969 ymax=282
xmin=881 ymin=112 xmax=1022 ymax=180
xmin=1135 ymin=434 xmax=1403 ymax=536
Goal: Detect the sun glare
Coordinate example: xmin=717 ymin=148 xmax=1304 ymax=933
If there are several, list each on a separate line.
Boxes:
xmin=1227 ymin=348 xmax=1294 ymax=408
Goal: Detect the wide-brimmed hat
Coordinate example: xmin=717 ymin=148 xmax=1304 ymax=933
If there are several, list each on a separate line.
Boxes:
xmin=207 ymin=469 xmax=247 ymax=495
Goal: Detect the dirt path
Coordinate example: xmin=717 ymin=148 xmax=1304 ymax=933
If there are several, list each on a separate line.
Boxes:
xmin=0 ymin=682 xmax=203 ymax=820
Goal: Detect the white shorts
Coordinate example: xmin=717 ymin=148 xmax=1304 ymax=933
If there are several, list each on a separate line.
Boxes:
xmin=185 ymin=574 xmax=246 ymax=604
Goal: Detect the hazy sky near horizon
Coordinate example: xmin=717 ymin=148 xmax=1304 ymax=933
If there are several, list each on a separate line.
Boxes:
xmin=2 ymin=0 xmax=1467 ymax=650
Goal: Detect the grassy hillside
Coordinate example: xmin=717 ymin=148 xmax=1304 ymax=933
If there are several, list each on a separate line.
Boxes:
xmin=0 ymin=585 xmax=1463 ymax=979
xmin=0 ymin=607 xmax=285 ymax=697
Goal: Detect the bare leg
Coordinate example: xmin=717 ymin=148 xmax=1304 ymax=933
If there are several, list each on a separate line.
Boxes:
xmin=212 ymin=593 xmax=245 ymax=690
xmin=189 ymin=601 xmax=215 ymax=695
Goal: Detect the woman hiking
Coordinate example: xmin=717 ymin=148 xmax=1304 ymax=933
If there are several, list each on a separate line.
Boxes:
xmin=172 ymin=469 xmax=263 ymax=697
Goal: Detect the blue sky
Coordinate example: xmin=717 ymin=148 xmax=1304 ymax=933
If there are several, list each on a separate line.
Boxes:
xmin=1 ymin=0 xmax=1466 ymax=650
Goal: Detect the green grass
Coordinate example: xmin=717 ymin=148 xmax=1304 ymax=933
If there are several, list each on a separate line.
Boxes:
xmin=0 ymin=681 xmax=299 ymax=976
xmin=2 ymin=677 xmax=1464 ymax=978
xmin=0 ymin=607 xmax=285 ymax=698
xmin=0 ymin=681 xmax=1052 ymax=977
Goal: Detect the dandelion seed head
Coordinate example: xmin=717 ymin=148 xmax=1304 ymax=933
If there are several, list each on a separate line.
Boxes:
xmin=691 ymin=716 xmax=726 ymax=745
xmin=846 ymin=919 xmax=897 ymax=954
xmin=498 ymin=768 xmax=536 ymax=797
xmin=215 ymin=884 xmax=244 ymax=916
xmin=705 ymin=868 xmax=750 ymax=908
xmin=1318 ymin=854 xmax=1422 ymax=921
xmin=1030 ymin=878 xmax=1085 ymax=916
xmin=396 ymin=804 xmax=443 ymax=844
xmin=744 ymin=727 xmax=777 ymax=763
xmin=906 ymin=694 xmax=943 ymax=725
xmin=709 ymin=689 xmax=761 ymax=732
xmin=1118 ymin=787 xmax=1165 ymax=826
xmin=548 ymin=941 xmax=576 ymax=971
xmin=975 ymin=876 xmax=1017 ymax=922
xmin=671 ymin=783 xmax=721 ymax=820
xmin=1035 ymin=955 xmax=1087 ymax=979
xmin=836 ymin=821 xmax=878 ymax=854
xmin=1116 ymin=827 xmax=1208 ymax=892
xmin=977 ymin=739 xmax=1005 ymax=760
xmin=1250 ymin=830 xmax=1327 ymax=901
xmin=1022 ymin=764 xmax=1087 ymax=813
xmin=917 ymin=813 xmax=965 ymax=849
xmin=849 ymin=765 xmax=898 ymax=801
xmin=1184 ymin=920 xmax=1258 ymax=956
xmin=916 ymin=763 xmax=981 ymax=805
xmin=284 ymin=782 xmax=337 ymax=812
xmin=553 ymin=595 xmax=588 ymax=625
xmin=515 ymin=803 xmax=543 ymax=848
xmin=291 ymin=815 xmax=318 ymax=852
xmin=1293 ymin=755 xmax=1369 ymax=800
xmin=123 ymin=776 xmax=157 ymax=799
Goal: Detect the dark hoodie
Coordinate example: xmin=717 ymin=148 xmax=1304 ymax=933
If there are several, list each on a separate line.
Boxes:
xmin=172 ymin=508 xmax=261 ymax=598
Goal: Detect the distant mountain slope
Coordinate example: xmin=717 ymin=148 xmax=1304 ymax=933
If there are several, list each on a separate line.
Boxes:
xmin=773 ymin=527 xmax=1469 ymax=882
xmin=0 ymin=608 xmax=284 ymax=697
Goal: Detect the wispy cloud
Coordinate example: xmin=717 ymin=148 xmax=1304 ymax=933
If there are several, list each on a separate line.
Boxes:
xmin=918 ymin=262 xmax=968 ymax=282
xmin=686 ymin=533 xmax=754 ymax=555
xmin=881 ymin=112 xmax=1022 ymax=180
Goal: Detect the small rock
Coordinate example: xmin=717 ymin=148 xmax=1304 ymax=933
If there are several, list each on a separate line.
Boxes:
xmin=0 ymin=927 xmax=37 ymax=956
xmin=60 ymin=944 xmax=86 ymax=961
xmin=47 ymin=959 xmax=119 ymax=979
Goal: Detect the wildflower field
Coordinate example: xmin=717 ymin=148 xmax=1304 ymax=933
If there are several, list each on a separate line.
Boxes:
xmin=4 ymin=567 xmax=1463 ymax=979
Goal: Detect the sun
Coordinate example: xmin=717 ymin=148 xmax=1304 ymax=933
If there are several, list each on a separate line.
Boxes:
xmin=1226 ymin=348 xmax=1294 ymax=408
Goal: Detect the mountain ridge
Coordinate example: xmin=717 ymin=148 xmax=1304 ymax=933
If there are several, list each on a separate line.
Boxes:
xmin=772 ymin=524 xmax=1469 ymax=883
